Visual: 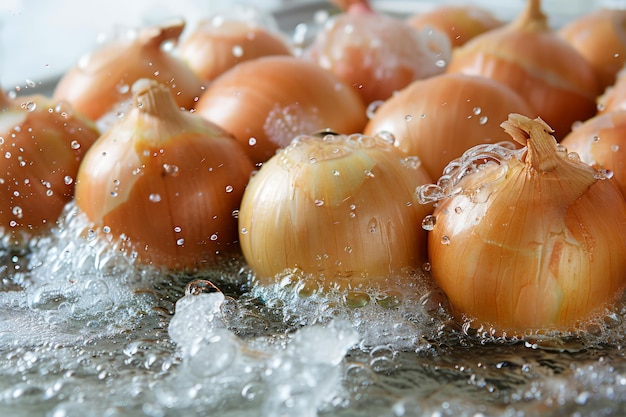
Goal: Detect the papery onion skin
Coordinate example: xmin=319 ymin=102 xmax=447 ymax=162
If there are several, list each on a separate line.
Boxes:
xmin=238 ymin=132 xmax=432 ymax=290
xmin=364 ymin=73 xmax=534 ymax=180
xmin=446 ymin=0 xmax=600 ymax=139
xmin=561 ymin=110 xmax=626 ymax=198
xmin=559 ymin=8 xmax=626 ymax=92
xmin=421 ymin=114 xmax=626 ymax=335
xmin=406 ymin=5 xmax=503 ymax=48
xmin=193 ymin=55 xmax=368 ymax=165
xmin=305 ymin=7 xmax=451 ymax=105
xmin=0 ymin=93 xmax=100 ymax=245
xmin=179 ymin=18 xmax=292 ymax=82
xmin=53 ymin=20 xmax=204 ymax=122
xmin=75 ymin=79 xmax=254 ymax=271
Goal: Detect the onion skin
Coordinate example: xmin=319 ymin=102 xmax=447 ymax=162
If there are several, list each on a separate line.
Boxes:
xmin=446 ymin=0 xmax=600 ymax=139
xmin=561 ymin=110 xmax=626 ymax=198
xmin=559 ymin=8 xmax=626 ymax=92
xmin=598 ymin=69 xmax=626 ymax=114
xmin=364 ymin=73 xmax=534 ymax=179
xmin=53 ymin=20 xmax=204 ymax=122
xmin=305 ymin=6 xmax=450 ymax=105
xmin=420 ymin=114 xmax=626 ymax=335
xmin=75 ymin=79 xmax=254 ymax=271
xmin=238 ymin=132 xmax=432 ymax=290
xmin=407 ymin=5 xmax=503 ymax=48
xmin=0 ymin=93 xmax=99 ymax=245
xmin=193 ymin=56 xmax=368 ymax=165
xmin=178 ymin=18 xmax=292 ymax=82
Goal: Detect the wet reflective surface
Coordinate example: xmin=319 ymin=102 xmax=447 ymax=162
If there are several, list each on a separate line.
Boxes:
xmin=1 ymin=203 xmax=626 ymax=417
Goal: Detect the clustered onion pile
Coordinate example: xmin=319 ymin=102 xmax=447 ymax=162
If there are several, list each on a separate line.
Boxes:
xmin=4 ymin=0 xmax=626 ymax=336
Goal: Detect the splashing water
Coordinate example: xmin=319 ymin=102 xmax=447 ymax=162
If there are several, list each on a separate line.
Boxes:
xmin=1 ymin=200 xmax=626 ymax=416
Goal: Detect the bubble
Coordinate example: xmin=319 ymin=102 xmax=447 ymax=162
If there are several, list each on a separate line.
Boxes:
xmin=162 ymin=164 xmax=180 ymax=176
xmin=421 ymin=214 xmax=436 ymax=231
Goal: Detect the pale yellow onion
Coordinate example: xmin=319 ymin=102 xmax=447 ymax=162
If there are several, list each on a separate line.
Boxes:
xmin=561 ymin=110 xmax=626 ymax=198
xmin=0 ymin=91 xmax=99 ymax=245
xmin=239 ymin=132 xmax=433 ymax=291
xmin=417 ymin=113 xmax=626 ymax=335
xmin=364 ymin=73 xmax=534 ymax=180
xmin=597 ymin=66 xmax=626 ymax=114
xmin=53 ymin=20 xmax=204 ymax=122
xmin=75 ymin=79 xmax=254 ymax=271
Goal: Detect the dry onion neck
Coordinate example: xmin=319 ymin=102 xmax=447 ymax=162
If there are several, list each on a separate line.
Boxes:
xmin=511 ymin=0 xmax=548 ymax=32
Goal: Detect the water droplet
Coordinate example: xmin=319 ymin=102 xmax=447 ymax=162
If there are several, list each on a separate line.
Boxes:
xmin=231 ymin=209 xmax=239 ymax=219
xmin=148 ymin=193 xmax=161 ymax=203
xmin=70 ymin=140 xmax=81 ymax=149
xmin=368 ymin=218 xmax=378 ymax=233
xmin=240 ymin=227 xmax=248 ymax=235
xmin=441 ymin=235 xmax=451 ymax=245
xmin=479 ymin=116 xmax=488 ymax=125
xmin=86 ymin=229 xmax=97 ymax=240
xmin=421 ymin=215 xmax=436 ymax=231
xmin=210 ymin=233 xmax=218 ymax=241
xmin=593 ymin=135 xmax=600 ymax=143
xmin=46 ymin=190 xmax=53 ymax=197
xmin=454 ymin=206 xmax=462 ymax=214
xmin=5 ymin=152 xmax=11 ymax=159
xmin=435 ymin=59 xmax=446 ymax=68
xmin=176 ymin=238 xmax=185 ymax=246
xmin=116 ymin=84 xmax=130 ymax=94
xmin=12 ymin=206 xmax=23 ymax=218
xmin=174 ymin=226 xmax=182 ymax=233
xmin=232 ymin=45 xmax=244 ymax=57
xmin=64 ymin=176 xmax=73 ymax=185
xmin=472 ymin=107 xmax=482 ymax=115
xmin=248 ymin=137 xmax=257 ymax=146
xmin=162 ymin=164 xmax=180 ymax=176
xmin=344 ymin=246 xmax=352 ymax=253
xmin=110 ymin=191 xmax=118 ymax=197
xmin=611 ymin=144 xmax=620 ymax=152
xmin=225 ymin=185 xmax=233 ymax=193
xmin=332 ymin=170 xmax=340 ymax=176
xmin=422 ymin=262 xmax=431 ymax=272
xmin=404 ymin=114 xmax=413 ymax=122
xmin=314 ymin=199 xmax=324 ymax=207
xmin=366 ymin=100 xmax=384 ymax=119
xmin=594 ymin=169 xmax=614 ymax=180
xmin=21 ymin=101 xmax=36 ymax=112
xmin=102 ymin=226 xmax=111 ymax=234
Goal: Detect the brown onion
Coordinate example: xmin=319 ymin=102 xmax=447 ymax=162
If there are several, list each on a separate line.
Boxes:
xmin=305 ymin=0 xmax=451 ymax=105
xmin=178 ymin=13 xmax=292 ymax=82
xmin=193 ymin=55 xmax=368 ymax=165
xmin=0 ymin=91 xmax=100 ymax=245
xmin=407 ymin=4 xmax=503 ymax=48
xmin=53 ymin=20 xmax=204 ymax=123
xmin=561 ymin=110 xmax=626 ymax=198
xmin=446 ymin=0 xmax=600 ymax=139
xmin=75 ymin=79 xmax=254 ymax=270
xmin=559 ymin=8 xmax=626 ymax=92
xmin=364 ymin=73 xmax=535 ymax=179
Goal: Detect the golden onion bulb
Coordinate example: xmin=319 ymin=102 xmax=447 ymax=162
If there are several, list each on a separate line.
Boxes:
xmin=597 ymin=67 xmax=626 ymax=114
xmin=364 ymin=73 xmax=535 ymax=180
xmin=0 ymin=91 xmax=100 ymax=245
xmin=446 ymin=0 xmax=600 ymax=139
xmin=561 ymin=110 xmax=626 ymax=198
xmin=559 ymin=8 xmax=626 ymax=92
xmin=193 ymin=55 xmax=368 ymax=166
xmin=178 ymin=13 xmax=292 ymax=82
xmin=75 ymin=79 xmax=254 ymax=270
xmin=238 ymin=132 xmax=433 ymax=291
xmin=418 ymin=113 xmax=626 ymax=335
xmin=53 ymin=20 xmax=204 ymax=123
xmin=406 ymin=4 xmax=503 ymax=48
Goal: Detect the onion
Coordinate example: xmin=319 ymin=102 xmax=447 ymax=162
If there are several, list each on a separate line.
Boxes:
xmin=53 ymin=19 xmax=204 ymax=124
xmin=561 ymin=110 xmax=626 ymax=198
xmin=446 ymin=0 xmax=600 ymax=140
xmin=417 ymin=113 xmax=626 ymax=335
xmin=0 ymin=91 xmax=100 ymax=246
xmin=406 ymin=4 xmax=503 ymax=48
xmin=74 ymin=79 xmax=254 ymax=270
xmin=304 ymin=0 xmax=451 ymax=105
xmin=193 ymin=55 xmax=368 ymax=166
xmin=559 ymin=8 xmax=626 ymax=92
xmin=178 ymin=11 xmax=292 ymax=82
xmin=364 ymin=73 xmax=535 ymax=180
xmin=597 ymin=67 xmax=626 ymax=114
xmin=238 ymin=131 xmax=433 ymax=291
